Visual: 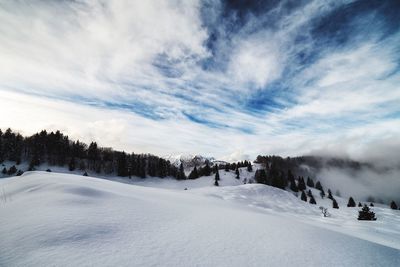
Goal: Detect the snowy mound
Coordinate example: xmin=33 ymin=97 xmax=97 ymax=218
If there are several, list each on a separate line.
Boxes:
xmin=1 ymin=172 xmax=399 ymax=266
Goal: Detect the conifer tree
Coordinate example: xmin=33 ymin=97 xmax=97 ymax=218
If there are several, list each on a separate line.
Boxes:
xmin=307 ymin=189 xmax=312 ymax=197
xmin=327 ymin=189 xmax=333 ymax=200
xmin=188 ymin=166 xmax=199 ymax=179
xmin=215 ymin=168 xmax=220 ymax=181
xmin=347 ymin=197 xmax=356 ymax=207
xmin=306 ymin=177 xmax=314 ymax=188
xmin=315 ymin=181 xmax=323 ymax=191
xmin=370 ymin=203 xmax=374 ymax=207
xmin=289 ymin=178 xmax=298 ymax=192
xmin=309 ymin=195 xmax=316 ymax=204
xmin=358 ymin=202 xmax=362 ymax=207
xmin=320 ymin=188 xmax=325 ymax=199
xmin=390 ymin=201 xmax=398 ymax=210
xmin=177 ymin=163 xmax=186 ymax=180
xmin=332 ymin=198 xmax=339 ymax=209
xmin=301 ymin=191 xmax=307 ymax=202
xmin=358 ymin=205 xmax=376 ymax=220
xmin=1 ymin=167 xmax=6 ymax=175
xmin=235 ymin=168 xmax=240 ymax=179
xmin=247 ymin=163 xmax=253 ymax=172
xmin=68 ymin=157 xmax=76 ymax=171
xmin=298 ymin=177 xmax=306 ymax=191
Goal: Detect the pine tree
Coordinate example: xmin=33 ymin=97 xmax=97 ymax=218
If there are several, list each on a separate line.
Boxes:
xmin=215 ymin=169 xmax=220 ymax=181
xmin=203 ymin=161 xmax=211 ymax=176
xmin=332 ymin=198 xmax=339 ymax=209
xmin=358 ymin=205 xmax=377 ymax=220
xmin=177 ymin=163 xmax=186 ymax=180
xmin=315 ymin=181 xmax=323 ymax=191
xmin=307 ymin=189 xmax=312 ymax=197
xmin=298 ymin=177 xmax=306 ymax=191
xmin=320 ymin=188 xmax=325 ymax=199
xmin=235 ymin=168 xmax=240 ymax=179
xmin=358 ymin=202 xmax=362 ymax=207
xmin=370 ymin=203 xmax=374 ymax=207
xmin=301 ymin=191 xmax=307 ymax=202
xmin=390 ymin=201 xmax=398 ymax=210
xmin=289 ymin=179 xmax=298 ymax=192
xmin=306 ymin=177 xmax=314 ymax=188
xmin=247 ymin=163 xmax=253 ymax=172
xmin=327 ymin=189 xmax=333 ymax=200
xmin=1 ymin=167 xmax=6 ymax=175
xmin=347 ymin=197 xmax=356 ymax=207
xmin=189 ymin=166 xmax=199 ymax=179
xmin=309 ymin=195 xmax=316 ymax=205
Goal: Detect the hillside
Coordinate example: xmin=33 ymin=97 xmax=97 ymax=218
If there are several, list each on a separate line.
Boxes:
xmin=1 ymin=171 xmax=399 ymax=266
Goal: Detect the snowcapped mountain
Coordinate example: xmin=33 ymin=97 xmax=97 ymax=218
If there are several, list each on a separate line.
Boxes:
xmin=163 ymin=154 xmax=227 ymax=168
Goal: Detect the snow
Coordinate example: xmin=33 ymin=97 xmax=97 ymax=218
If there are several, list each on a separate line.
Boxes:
xmin=1 ymin=171 xmax=400 ymax=266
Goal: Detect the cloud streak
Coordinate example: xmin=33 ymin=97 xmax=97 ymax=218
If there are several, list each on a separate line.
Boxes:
xmin=0 ymin=0 xmax=399 ymax=163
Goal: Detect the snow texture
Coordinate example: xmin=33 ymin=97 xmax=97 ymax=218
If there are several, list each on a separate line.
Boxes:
xmin=1 ymin=171 xmax=400 ymax=266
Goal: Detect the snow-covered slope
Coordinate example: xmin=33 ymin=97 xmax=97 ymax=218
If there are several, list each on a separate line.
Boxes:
xmin=1 ymin=172 xmax=399 ymax=266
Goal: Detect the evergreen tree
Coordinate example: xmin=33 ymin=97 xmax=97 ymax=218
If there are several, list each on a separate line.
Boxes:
xmin=307 ymin=189 xmax=313 ymax=197
xmin=188 ymin=166 xmax=199 ymax=179
xmin=289 ymin=178 xmax=298 ymax=192
xmin=358 ymin=202 xmax=362 ymax=207
xmin=1 ymin=167 xmax=6 ymax=175
xmin=215 ymin=169 xmax=220 ymax=181
xmin=390 ymin=201 xmax=398 ymax=210
xmin=177 ymin=163 xmax=186 ymax=180
xmin=358 ymin=205 xmax=377 ymax=220
xmin=332 ymin=198 xmax=339 ymax=209
xmin=347 ymin=197 xmax=356 ymax=207
xmin=315 ymin=181 xmax=323 ymax=191
xmin=235 ymin=168 xmax=240 ymax=179
xmin=255 ymin=169 xmax=267 ymax=184
xmin=306 ymin=177 xmax=314 ymax=188
xmin=320 ymin=188 xmax=325 ymax=199
xmin=370 ymin=203 xmax=374 ymax=207
xmin=203 ymin=161 xmax=211 ymax=176
xmin=247 ymin=163 xmax=253 ymax=172
xmin=298 ymin=177 xmax=306 ymax=191
xmin=301 ymin=191 xmax=307 ymax=202
xmin=327 ymin=189 xmax=333 ymax=200
xmin=309 ymin=195 xmax=316 ymax=204
xmin=214 ymin=174 xmax=219 ymax=186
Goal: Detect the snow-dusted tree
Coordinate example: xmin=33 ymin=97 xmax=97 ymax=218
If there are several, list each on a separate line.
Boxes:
xmin=320 ymin=188 xmax=325 ymax=199
xmin=177 ymin=163 xmax=186 ymax=180
xmin=289 ymin=179 xmax=298 ymax=192
xmin=358 ymin=205 xmax=376 ymax=221
xmin=347 ymin=197 xmax=356 ymax=207
xmin=188 ymin=166 xmax=199 ymax=179
xmin=358 ymin=202 xmax=362 ymax=207
xmin=390 ymin=201 xmax=398 ymax=210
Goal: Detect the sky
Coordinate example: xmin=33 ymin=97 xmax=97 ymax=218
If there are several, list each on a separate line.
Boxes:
xmin=0 ymin=0 xmax=399 ymax=162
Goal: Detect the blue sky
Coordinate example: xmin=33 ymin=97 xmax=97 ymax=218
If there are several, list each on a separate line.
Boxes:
xmin=0 ymin=0 xmax=399 ymax=161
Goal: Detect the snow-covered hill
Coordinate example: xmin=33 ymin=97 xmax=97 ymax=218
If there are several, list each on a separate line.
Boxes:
xmin=1 ymin=171 xmax=400 ymax=266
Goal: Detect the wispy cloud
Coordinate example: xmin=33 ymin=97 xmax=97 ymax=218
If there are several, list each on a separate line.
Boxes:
xmin=0 ymin=0 xmax=399 ymax=163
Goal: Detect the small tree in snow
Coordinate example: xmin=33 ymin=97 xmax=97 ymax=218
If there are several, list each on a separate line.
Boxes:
xmin=332 ymin=198 xmax=339 ymax=209
xmin=309 ymin=195 xmax=317 ymax=205
xmin=347 ymin=197 xmax=356 ymax=207
xmin=358 ymin=205 xmax=376 ymax=221
xmin=235 ymin=168 xmax=240 ymax=179
xmin=327 ymin=189 xmax=333 ymax=200
xmin=390 ymin=201 xmax=398 ymax=210
xmin=358 ymin=202 xmax=362 ymax=207
xmin=301 ymin=191 xmax=307 ymax=202
xmin=319 ymin=206 xmax=330 ymax=217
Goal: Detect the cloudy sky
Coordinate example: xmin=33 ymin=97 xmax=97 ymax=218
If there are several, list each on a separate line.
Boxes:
xmin=0 ymin=0 xmax=399 ymax=161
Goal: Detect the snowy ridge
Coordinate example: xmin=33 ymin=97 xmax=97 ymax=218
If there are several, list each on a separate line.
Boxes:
xmin=0 ymin=171 xmax=399 ymax=266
